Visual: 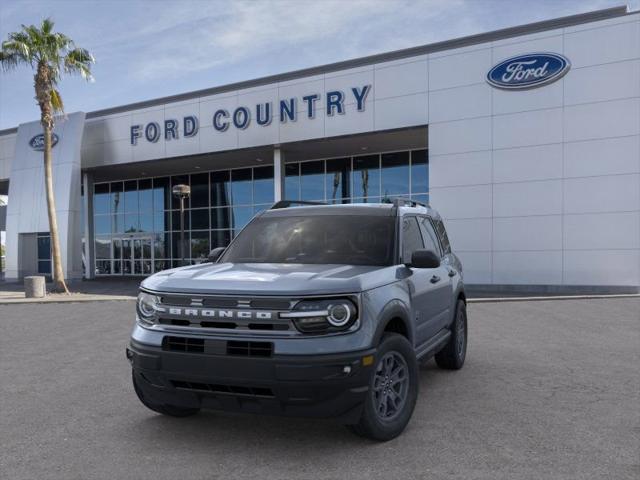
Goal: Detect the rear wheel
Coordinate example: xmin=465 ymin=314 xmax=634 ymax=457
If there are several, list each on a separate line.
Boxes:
xmin=132 ymin=371 xmax=200 ymax=417
xmin=347 ymin=333 xmax=418 ymax=441
xmin=435 ymin=300 xmax=467 ymax=370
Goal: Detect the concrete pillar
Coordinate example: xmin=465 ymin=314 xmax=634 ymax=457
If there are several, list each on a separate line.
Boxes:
xmin=24 ymin=276 xmax=46 ymax=298
xmin=273 ymin=147 xmax=285 ymax=202
xmin=82 ymin=172 xmax=95 ymax=279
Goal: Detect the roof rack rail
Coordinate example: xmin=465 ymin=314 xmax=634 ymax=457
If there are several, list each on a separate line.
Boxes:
xmin=387 ymin=197 xmax=429 ymax=208
xmin=270 ymin=200 xmax=327 ymax=209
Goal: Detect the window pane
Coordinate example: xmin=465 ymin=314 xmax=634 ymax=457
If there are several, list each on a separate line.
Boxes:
xmin=94 ymin=215 xmax=110 ymax=235
xmin=124 ymin=213 xmax=139 ymax=232
xmin=38 ymin=260 xmax=51 ymax=274
xmin=153 ymin=211 xmax=169 ymax=232
xmin=352 ymin=155 xmax=380 ymax=200
xmin=190 ymin=173 xmax=209 ymax=208
xmin=253 ymin=166 xmax=274 ymax=204
xmin=95 ymin=237 xmax=111 ymax=259
xmin=111 ymin=182 xmax=123 ymax=215
xmin=211 ymin=230 xmax=231 ymax=249
xmin=172 ymin=232 xmax=187 ymax=259
xmin=153 ymin=177 xmax=170 ymax=211
xmin=96 ymin=260 xmax=111 ymax=275
xmin=154 ymin=260 xmax=169 ymax=272
xmin=211 ymin=171 xmax=231 ymax=207
xmin=190 ymin=231 xmax=210 ymax=260
xmin=381 ymin=151 xmax=409 ymax=198
xmin=231 ymin=168 xmax=252 ymax=205
xmin=300 ymin=161 xmax=324 ymax=201
xmin=171 ymin=210 xmax=190 ymax=231
xmin=138 ymin=179 xmax=153 ymax=212
xmin=211 ymin=207 xmax=231 ymax=230
xmin=171 ymin=175 xmax=190 ymax=209
xmin=153 ymin=233 xmax=168 ymax=258
xmin=124 ymin=180 xmax=138 ymax=212
xmin=37 ymin=235 xmax=51 ymax=260
xmin=402 ymin=217 xmax=424 ymax=263
xmin=231 ymin=206 xmax=254 ymax=230
xmin=112 ymin=214 xmax=124 ymax=234
xmin=113 ymin=238 xmax=122 ymax=260
xmin=325 ymin=158 xmax=350 ymax=204
xmin=191 ymin=208 xmax=209 ymax=230
xmin=94 ymin=183 xmax=110 ymax=214
xmin=418 ymin=217 xmax=440 ymax=255
xmin=411 ymin=149 xmax=429 ymax=194
xmin=139 ymin=212 xmax=153 ymax=232
xmin=285 ymin=163 xmax=300 ymax=200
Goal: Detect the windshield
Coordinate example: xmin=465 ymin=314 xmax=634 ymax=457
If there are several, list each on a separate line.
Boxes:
xmin=220 ymin=215 xmax=396 ymax=266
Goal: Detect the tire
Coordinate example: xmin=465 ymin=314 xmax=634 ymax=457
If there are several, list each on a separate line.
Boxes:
xmin=347 ymin=333 xmax=418 ymax=441
xmin=132 ymin=371 xmax=200 ymax=417
xmin=435 ymin=300 xmax=467 ymax=370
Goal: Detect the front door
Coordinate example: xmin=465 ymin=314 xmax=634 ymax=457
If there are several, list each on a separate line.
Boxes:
xmin=114 ymin=236 xmax=153 ymax=275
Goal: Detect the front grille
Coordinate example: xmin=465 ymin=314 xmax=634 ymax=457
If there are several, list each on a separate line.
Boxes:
xmin=162 ymin=336 xmax=204 ymax=353
xmin=227 ymin=341 xmax=273 ymax=357
xmin=171 ymin=380 xmax=274 ymax=397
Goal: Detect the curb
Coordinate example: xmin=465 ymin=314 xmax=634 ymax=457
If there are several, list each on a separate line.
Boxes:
xmin=467 ymin=293 xmax=640 ymax=303
xmin=0 ymin=295 xmax=136 ymax=305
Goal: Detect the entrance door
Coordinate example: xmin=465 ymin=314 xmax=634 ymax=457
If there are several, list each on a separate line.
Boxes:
xmin=114 ymin=236 xmax=153 ymax=275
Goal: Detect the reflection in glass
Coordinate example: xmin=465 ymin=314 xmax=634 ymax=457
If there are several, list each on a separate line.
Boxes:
xmin=171 ymin=175 xmax=190 ymax=209
xmin=38 ymin=260 xmax=52 ymax=274
xmin=95 ymin=215 xmax=110 ymax=235
xmin=94 ymin=183 xmax=110 ymax=214
xmin=190 ymin=231 xmax=209 ymax=259
xmin=191 ymin=208 xmax=209 ymax=230
xmin=153 ymin=212 xmax=168 ymax=232
xmin=124 ymin=180 xmax=138 ymax=212
xmin=253 ymin=166 xmax=274 ymax=204
xmin=285 ymin=163 xmax=300 ymax=200
xmin=381 ymin=152 xmax=410 ymax=198
xmin=232 ymin=206 xmax=254 ymax=230
xmin=352 ymin=155 xmax=380 ymax=201
xmin=111 ymin=182 xmax=123 ymax=215
xmin=139 ymin=213 xmax=153 ymax=232
xmin=153 ymin=177 xmax=170 ymax=211
xmin=138 ymin=179 xmax=153 ymax=212
xmin=171 ymin=210 xmax=190 ymax=231
xmin=211 ymin=207 xmax=231 ymax=230
xmin=326 ymin=158 xmax=350 ymax=204
xmin=211 ymin=171 xmax=230 ymax=207
xmin=113 ymin=238 xmax=122 ymax=260
xmin=190 ymin=173 xmax=209 ymax=208
xmin=411 ymin=149 xmax=428 ymax=194
xmin=231 ymin=169 xmax=252 ymax=205
xmin=124 ymin=213 xmax=139 ymax=232
xmin=211 ymin=230 xmax=231 ymax=249
xmin=153 ymin=233 xmax=167 ymax=258
xmin=300 ymin=161 xmax=324 ymax=201
xmin=95 ymin=237 xmax=111 ymax=259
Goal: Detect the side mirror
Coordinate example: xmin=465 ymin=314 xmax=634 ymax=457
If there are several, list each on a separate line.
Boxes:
xmin=207 ymin=247 xmax=226 ymax=263
xmin=408 ymin=249 xmax=440 ymax=269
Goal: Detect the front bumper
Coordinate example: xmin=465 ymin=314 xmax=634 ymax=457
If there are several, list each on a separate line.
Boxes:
xmin=128 ymin=339 xmax=376 ymax=422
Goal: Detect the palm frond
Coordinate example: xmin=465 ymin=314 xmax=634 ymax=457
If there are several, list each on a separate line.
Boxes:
xmin=50 ymin=88 xmax=64 ymax=113
xmin=64 ymin=47 xmax=94 ymax=81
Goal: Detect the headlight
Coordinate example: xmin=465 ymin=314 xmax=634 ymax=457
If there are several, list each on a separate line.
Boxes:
xmin=282 ymin=298 xmax=358 ymax=334
xmin=137 ymin=292 xmax=160 ymax=325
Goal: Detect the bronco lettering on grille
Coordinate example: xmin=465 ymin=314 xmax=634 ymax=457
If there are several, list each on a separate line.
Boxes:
xmin=158 ymin=307 xmax=273 ymax=320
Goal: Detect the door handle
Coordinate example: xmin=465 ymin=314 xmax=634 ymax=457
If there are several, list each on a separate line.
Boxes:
xmin=430 ymin=275 xmax=441 ymax=284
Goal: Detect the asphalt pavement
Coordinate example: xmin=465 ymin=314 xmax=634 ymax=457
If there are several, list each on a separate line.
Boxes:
xmin=1 ymin=298 xmax=638 ymax=480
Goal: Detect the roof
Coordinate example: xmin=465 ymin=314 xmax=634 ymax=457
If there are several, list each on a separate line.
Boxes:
xmin=262 ymin=203 xmax=396 ymax=217
xmin=0 ymin=5 xmax=631 ymax=136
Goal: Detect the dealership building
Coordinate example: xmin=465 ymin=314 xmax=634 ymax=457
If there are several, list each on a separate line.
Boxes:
xmin=0 ymin=5 xmax=638 ymax=292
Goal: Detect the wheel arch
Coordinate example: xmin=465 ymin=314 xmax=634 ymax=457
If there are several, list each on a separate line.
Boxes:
xmin=372 ymin=299 xmax=413 ymax=347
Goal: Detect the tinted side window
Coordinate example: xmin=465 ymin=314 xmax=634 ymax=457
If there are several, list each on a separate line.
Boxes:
xmin=419 ymin=217 xmax=441 ymax=256
xmin=402 ymin=217 xmax=424 ymax=263
xmin=434 ymin=218 xmax=451 ymax=254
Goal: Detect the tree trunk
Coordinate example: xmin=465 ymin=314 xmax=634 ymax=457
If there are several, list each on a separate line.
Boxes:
xmin=43 ymin=122 xmax=69 ymax=293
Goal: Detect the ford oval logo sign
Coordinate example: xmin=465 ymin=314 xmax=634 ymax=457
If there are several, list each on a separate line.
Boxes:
xmin=487 ymin=53 xmax=570 ymax=90
xmin=29 ymin=133 xmax=59 ymax=151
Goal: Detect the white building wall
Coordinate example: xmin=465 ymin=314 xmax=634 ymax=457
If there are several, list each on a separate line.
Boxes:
xmin=428 ymin=13 xmax=640 ymax=288
xmin=0 ymin=133 xmax=16 ymax=181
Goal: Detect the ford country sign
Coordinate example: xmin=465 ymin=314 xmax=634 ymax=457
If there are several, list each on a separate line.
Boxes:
xmin=29 ymin=133 xmax=59 ymax=151
xmin=487 ymin=53 xmax=570 ymax=90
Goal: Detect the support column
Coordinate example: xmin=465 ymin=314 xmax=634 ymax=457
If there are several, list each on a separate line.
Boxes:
xmin=273 ymin=147 xmax=285 ymax=202
xmin=83 ymin=172 xmax=95 ymax=279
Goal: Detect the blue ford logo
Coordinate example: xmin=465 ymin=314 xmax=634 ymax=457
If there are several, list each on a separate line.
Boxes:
xmin=29 ymin=133 xmax=59 ymax=151
xmin=487 ymin=53 xmax=570 ymax=90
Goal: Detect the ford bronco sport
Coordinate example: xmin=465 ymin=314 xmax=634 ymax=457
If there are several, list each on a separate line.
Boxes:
xmin=127 ymin=198 xmax=467 ymax=441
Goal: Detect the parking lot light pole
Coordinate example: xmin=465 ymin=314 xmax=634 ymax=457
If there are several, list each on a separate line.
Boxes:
xmin=172 ymin=184 xmax=191 ymax=266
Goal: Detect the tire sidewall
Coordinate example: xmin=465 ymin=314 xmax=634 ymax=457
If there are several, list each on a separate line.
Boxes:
xmin=362 ymin=334 xmax=419 ymax=440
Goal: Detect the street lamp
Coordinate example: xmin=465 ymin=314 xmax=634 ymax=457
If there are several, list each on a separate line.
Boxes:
xmin=172 ymin=184 xmax=191 ymax=266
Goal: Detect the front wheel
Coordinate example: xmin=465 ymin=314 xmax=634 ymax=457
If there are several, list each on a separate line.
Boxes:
xmin=347 ymin=333 xmax=418 ymax=441
xmin=435 ymin=300 xmax=467 ymax=370
xmin=132 ymin=371 xmax=200 ymax=417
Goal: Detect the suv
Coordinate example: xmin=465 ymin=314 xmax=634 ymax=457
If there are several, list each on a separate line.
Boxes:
xmin=127 ymin=198 xmax=467 ymax=441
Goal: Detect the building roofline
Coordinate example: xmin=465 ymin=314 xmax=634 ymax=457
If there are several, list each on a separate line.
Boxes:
xmin=0 ymin=5 xmax=631 ymax=136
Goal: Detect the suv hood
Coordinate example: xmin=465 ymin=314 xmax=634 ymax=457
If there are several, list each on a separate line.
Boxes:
xmin=141 ymin=262 xmax=398 ymax=296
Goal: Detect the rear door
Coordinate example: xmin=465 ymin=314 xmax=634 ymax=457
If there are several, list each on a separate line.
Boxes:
xmin=401 ymin=216 xmax=442 ymax=348
xmin=418 ymin=216 xmax=453 ymax=333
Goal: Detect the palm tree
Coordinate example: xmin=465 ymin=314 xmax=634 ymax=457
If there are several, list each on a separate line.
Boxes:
xmin=0 ymin=18 xmax=94 ymax=293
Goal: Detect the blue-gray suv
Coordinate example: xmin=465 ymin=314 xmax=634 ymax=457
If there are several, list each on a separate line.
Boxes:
xmin=127 ymin=198 xmax=467 ymax=440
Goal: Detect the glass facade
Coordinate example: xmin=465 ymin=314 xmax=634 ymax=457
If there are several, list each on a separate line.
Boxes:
xmin=286 ymin=149 xmax=429 ymax=204
xmin=91 ymin=148 xmax=427 ymax=275
xmin=93 ymin=165 xmax=274 ymax=275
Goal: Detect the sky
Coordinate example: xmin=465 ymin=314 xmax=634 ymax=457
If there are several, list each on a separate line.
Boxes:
xmin=0 ymin=0 xmax=636 ymax=130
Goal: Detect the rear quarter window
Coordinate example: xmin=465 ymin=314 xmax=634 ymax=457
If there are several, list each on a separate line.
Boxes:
xmin=434 ymin=218 xmax=452 ymax=254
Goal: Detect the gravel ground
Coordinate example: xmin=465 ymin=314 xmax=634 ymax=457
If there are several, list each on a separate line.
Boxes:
xmin=1 ymin=298 xmax=638 ymax=480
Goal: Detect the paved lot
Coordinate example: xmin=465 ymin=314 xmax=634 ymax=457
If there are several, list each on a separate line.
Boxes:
xmin=1 ymin=298 xmax=638 ymax=480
